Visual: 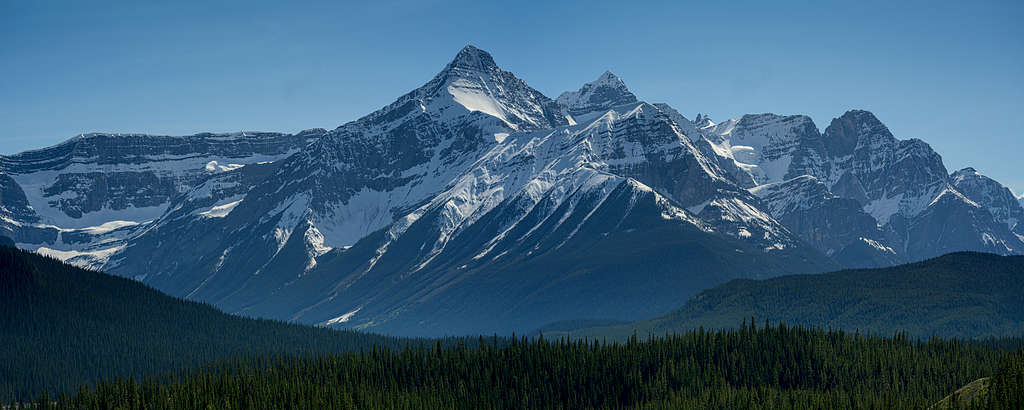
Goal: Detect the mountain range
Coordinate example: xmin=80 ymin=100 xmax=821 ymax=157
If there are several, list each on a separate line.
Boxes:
xmin=2 ymin=45 xmax=1022 ymax=336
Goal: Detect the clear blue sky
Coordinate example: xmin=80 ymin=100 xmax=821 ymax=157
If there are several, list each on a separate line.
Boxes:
xmin=2 ymin=0 xmax=1021 ymax=193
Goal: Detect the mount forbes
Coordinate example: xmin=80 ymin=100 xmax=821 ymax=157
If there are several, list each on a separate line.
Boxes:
xmin=2 ymin=46 xmax=1021 ymax=336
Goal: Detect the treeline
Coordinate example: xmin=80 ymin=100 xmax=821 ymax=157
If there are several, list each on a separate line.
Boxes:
xmin=12 ymin=321 xmax=1024 ymax=409
xmin=0 ymin=246 xmax=423 ymax=400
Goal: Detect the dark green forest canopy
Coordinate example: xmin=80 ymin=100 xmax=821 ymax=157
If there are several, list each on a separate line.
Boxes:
xmin=4 ymin=242 xmax=1024 ymax=409
xmin=986 ymin=349 xmax=1024 ymax=409
xmin=0 ymin=246 xmax=424 ymax=400
xmin=19 ymin=323 xmax=1024 ymax=410
xmin=551 ymin=252 xmax=1024 ymax=341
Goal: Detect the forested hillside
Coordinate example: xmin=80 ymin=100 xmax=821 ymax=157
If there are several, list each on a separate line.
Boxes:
xmin=549 ymin=252 xmax=1024 ymax=341
xmin=16 ymin=323 xmax=1023 ymax=409
xmin=0 ymin=245 xmax=411 ymax=400
xmin=5 ymin=243 xmax=1024 ymax=409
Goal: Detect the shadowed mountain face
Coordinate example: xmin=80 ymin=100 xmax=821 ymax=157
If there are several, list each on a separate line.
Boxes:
xmin=2 ymin=45 xmax=1021 ymax=336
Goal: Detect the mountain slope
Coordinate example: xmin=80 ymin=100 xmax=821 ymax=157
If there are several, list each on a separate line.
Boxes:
xmin=4 ymin=45 xmax=1021 ymax=337
xmin=951 ymin=167 xmax=1024 ymax=236
xmin=695 ymin=110 xmax=1024 ymax=265
xmin=556 ymin=71 xmax=638 ymax=119
xmin=0 ymin=242 xmax=406 ymax=399
xmin=232 ymin=176 xmax=830 ymax=336
xmin=0 ymin=130 xmax=322 ymax=268
xmin=749 ymin=175 xmax=897 ymax=267
xmin=549 ymin=252 xmax=1024 ymax=340
xmin=99 ymin=46 xmax=836 ymax=336
xmin=108 ymin=45 xmax=574 ymax=292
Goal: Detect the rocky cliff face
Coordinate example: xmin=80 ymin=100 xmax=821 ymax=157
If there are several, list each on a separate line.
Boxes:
xmin=556 ymin=71 xmax=638 ymax=119
xmin=101 ymin=46 xmax=833 ymax=336
xmin=0 ymin=130 xmax=323 ymax=267
xmin=749 ymin=175 xmax=893 ymax=267
xmin=695 ymin=109 xmax=1023 ymax=264
xmin=951 ymin=167 xmax=1024 ymax=236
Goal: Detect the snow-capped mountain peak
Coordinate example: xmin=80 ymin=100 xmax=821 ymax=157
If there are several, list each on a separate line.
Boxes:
xmin=688 ymin=105 xmax=1024 ymax=264
xmin=951 ymin=167 xmax=1024 ymax=235
xmin=693 ymin=113 xmax=714 ymax=129
xmin=821 ymin=109 xmax=893 ymax=157
xmin=422 ymin=45 xmax=567 ymax=133
xmin=6 ymin=46 xmax=1022 ymax=337
xmin=445 ymin=45 xmax=499 ymax=73
xmin=556 ymin=70 xmax=638 ymax=120
xmin=591 ymin=70 xmax=629 ymax=90
xmin=345 ymin=45 xmax=566 ymax=142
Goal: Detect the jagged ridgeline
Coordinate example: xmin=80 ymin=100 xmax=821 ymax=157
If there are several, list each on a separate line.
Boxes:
xmin=2 ymin=45 xmax=1022 ymax=336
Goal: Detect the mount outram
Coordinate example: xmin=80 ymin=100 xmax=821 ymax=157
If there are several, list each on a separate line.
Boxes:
xmin=2 ymin=46 xmax=1022 ymax=336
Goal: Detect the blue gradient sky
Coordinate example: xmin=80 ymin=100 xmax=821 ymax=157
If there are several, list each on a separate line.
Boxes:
xmin=2 ymin=1 xmax=1022 ymax=193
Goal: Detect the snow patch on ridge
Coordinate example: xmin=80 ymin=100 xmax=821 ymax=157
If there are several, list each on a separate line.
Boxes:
xmin=199 ymin=198 xmax=242 ymax=218
xmin=31 ymin=244 xmax=125 ymax=269
xmin=8 ymin=150 xmax=298 ymax=229
xmin=205 ymin=160 xmax=244 ymax=173
xmin=701 ymin=114 xmax=810 ymax=185
xmin=321 ymin=307 xmax=362 ymax=326
xmin=303 ymin=224 xmax=332 ymax=272
xmin=929 ymin=187 xmax=980 ymax=208
xmin=859 ymin=237 xmax=896 ymax=254
xmin=863 ymin=184 xmax=954 ymax=224
xmin=18 ymin=223 xmax=137 ymax=270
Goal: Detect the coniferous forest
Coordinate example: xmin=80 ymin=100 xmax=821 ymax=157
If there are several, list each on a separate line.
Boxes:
xmin=986 ymin=349 xmax=1024 ymax=408
xmin=4 ymin=243 xmax=1024 ymax=409
xmin=0 ymin=246 xmax=415 ymax=400
xmin=9 ymin=324 xmax=1024 ymax=409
